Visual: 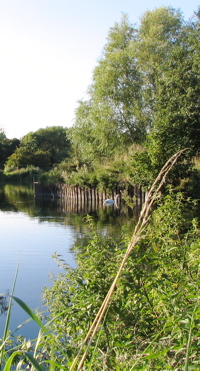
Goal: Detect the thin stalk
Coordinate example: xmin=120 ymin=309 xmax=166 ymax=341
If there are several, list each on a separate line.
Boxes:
xmin=184 ymin=302 xmax=198 ymax=371
xmin=0 ymin=264 xmax=19 ymax=368
xmin=70 ymin=149 xmax=187 ymax=370
xmin=87 ymin=306 xmax=110 ymax=371
xmin=129 ymin=323 xmax=168 ymax=370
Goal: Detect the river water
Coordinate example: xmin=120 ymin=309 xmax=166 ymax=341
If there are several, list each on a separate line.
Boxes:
xmin=0 ymin=183 xmax=138 ymax=340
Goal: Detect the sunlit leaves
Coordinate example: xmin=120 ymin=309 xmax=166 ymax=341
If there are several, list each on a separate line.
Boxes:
xmin=6 ymin=126 xmax=70 ymax=170
xmin=42 ymin=193 xmax=200 ymax=369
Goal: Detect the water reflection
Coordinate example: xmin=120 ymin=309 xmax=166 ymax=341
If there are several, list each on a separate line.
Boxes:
xmin=0 ymin=183 xmax=142 ymax=233
xmin=0 ymin=184 xmax=35 ymax=213
xmin=0 ymin=183 xmax=140 ymax=339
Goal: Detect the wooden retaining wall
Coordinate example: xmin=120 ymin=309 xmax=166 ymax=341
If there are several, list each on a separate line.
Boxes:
xmin=33 ymin=182 xmax=147 ymax=212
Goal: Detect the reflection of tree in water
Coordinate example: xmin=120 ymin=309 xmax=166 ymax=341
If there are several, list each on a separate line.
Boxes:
xmin=0 ymin=293 xmax=8 ymax=315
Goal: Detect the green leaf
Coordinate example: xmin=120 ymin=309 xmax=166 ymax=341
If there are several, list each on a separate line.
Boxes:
xmin=3 ymin=351 xmax=23 ymax=371
xmin=25 ymin=352 xmax=44 ymax=370
xmin=11 ymin=296 xmax=51 ymax=337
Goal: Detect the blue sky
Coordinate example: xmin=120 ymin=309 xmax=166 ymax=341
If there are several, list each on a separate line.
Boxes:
xmin=0 ymin=0 xmax=199 ymax=139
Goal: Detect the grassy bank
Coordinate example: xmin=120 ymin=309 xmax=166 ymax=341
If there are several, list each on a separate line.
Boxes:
xmin=3 ymin=167 xmax=40 ymax=184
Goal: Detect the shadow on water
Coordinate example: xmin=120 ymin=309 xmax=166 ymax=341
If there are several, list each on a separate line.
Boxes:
xmin=0 ymin=183 xmax=142 ymax=233
xmin=0 ymin=183 xmax=35 ymax=213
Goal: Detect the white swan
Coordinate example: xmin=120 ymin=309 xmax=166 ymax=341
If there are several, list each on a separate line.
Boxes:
xmin=104 ymin=194 xmax=120 ymax=205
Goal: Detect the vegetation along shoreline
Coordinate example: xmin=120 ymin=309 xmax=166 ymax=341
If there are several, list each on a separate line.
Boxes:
xmin=0 ymin=5 xmax=200 ymax=369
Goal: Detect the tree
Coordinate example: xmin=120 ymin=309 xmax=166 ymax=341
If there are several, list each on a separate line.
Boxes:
xmin=136 ymin=7 xmax=183 ymax=127
xmin=0 ymin=128 xmax=6 ymax=141
xmin=69 ymin=15 xmax=146 ymax=166
xmin=90 ymin=14 xmax=145 ymax=144
xmin=148 ymin=10 xmax=200 ymax=171
xmin=6 ymin=126 xmax=71 ymax=170
xmin=0 ymin=135 xmax=20 ymax=169
xmin=70 ymin=6 xmax=200 ymax=185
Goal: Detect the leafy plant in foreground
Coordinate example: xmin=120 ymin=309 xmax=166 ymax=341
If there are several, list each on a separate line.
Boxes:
xmin=41 ymin=189 xmax=200 ymax=370
xmin=1 ymin=151 xmax=200 ymax=370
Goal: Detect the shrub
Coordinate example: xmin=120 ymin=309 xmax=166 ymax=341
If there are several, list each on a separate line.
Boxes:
xmin=40 ymin=193 xmax=200 ymax=370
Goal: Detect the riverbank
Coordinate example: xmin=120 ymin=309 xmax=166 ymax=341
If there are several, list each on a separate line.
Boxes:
xmin=1 ymin=189 xmax=199 ymax=369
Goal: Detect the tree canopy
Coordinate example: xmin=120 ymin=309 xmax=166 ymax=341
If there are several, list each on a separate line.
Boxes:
xmin=6 ymin=126 xmax=70 ymax=170
xmin=0 ymin=129 xmax=20 ymax=169
xmin=68 ymin=6 xmax=200 ymax=179
xmin=3 ymin=6 xmax=200 ymax=189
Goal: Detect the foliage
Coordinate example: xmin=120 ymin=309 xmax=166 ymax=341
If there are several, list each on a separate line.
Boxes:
xmin=62 ymin=165 xmax=121 ymax=190
xmin=2 ymin=6 xmax=200 ymax=191
xmin=148 ymin=14 xmax=200 ymax=170
xmin=0 ymin=170 xmax=6 ymax=182
xmin=38 ymin=193 xmax=200 ymax=370
xmin=4 ymin=166 xmax=40 ymax=184
xmin=126 ymin=149 xmax=155 ymax=189
xmin=1 ymin=181 xmax=200 ymax=369
xmin=38 ymin=167 xmax=65 ymax=184
xmin=68 ymin=15 xmax=146 ymax=166
xmin=0 ymin=138 xmax=20 ymax=169
xmin=1 ymin=5 xmax=200 ymax=369
xmin=6 ymin=126 xmax=71 ymax=171
xmin=67 ymin=6 xmax=199 ymax=189
xmin=0 ymin=128 xmax=6 ymax=141
xmin=136 ymin=7 xmax=183 ymax=118
xmin=175 ymin=168 xmax=200 ymax=199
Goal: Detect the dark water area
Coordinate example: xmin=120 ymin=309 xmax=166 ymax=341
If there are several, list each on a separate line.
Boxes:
xmin=0 ymin=183 xmax=139 ymax=340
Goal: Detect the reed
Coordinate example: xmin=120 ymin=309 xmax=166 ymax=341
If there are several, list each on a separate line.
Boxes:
xmin=0 ymin=265 xmax=19 ymax=368
xmin=70 ymin=148 xmax=187 ymax=370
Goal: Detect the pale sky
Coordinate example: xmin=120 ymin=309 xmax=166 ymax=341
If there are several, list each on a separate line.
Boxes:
xmin=0 ymin=0 xmax=199 ymax=139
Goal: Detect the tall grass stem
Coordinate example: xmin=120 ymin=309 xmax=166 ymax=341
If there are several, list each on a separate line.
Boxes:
xmin=70 ymin=149 xmax=187 ymax=370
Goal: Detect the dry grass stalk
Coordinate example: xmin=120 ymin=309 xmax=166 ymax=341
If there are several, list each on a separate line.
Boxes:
xmin=70 ymin=148 xmax=187 ymax=371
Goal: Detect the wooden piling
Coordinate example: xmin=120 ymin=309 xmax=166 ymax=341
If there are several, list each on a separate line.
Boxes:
xmin=33 ymin=182 xmax=147 ymax=212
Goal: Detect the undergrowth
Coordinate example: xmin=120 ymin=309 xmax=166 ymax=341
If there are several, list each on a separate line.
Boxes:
xmin=0 ymin=193 xmax=200 ymax=369
xmin=40 ymin=192 xmax=200 ymax=370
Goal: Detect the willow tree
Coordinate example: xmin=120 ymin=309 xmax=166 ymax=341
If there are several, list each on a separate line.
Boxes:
xmin=69 ymin=15 xmax=145 ymax=166
xmin=70 ymin=6 xmax=200 ymax=180
xmin=147 ymin=8 xmax=200 ymax=171
xmin=136 ymin=7 xmax=184 ymax=127
xmin=90 ymin=14 xmax=146 ymax=145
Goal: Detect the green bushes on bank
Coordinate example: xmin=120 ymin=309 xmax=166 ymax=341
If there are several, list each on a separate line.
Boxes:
xmin=0 ymin=192 xmax=194 ymax=370
xmin=40 ymin=193 xmax=200 ymax=370
xmin=4 ymin=166 xmax=40 ymax=184
xmin=0 ymin=184 xmax=200 ymax=369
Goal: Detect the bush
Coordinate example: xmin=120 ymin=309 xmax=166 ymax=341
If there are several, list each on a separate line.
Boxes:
xmin=1 ymin=192 xmax=199 ymax=369
xmin=4 ymin=166 xmax=40 ymax=183
xmin=40 ymin=193 xmax=200 ymax=370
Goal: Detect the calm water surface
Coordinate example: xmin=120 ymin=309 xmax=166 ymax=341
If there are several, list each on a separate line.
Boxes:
xmin=0 ymin=183 xmax=137 ymax=339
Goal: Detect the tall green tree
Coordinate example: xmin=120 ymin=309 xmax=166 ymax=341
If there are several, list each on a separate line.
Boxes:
xmin=69 ymin=15 xmax=145 ymax=165
xmin=90 ymin=14 xmax=145 ymax=144
xmin=0 ymin=128 xmax=6 ymax=141
xmin=6 ymin=126 xmax=71 ymax=170
xmin=70 ymin=6 xmax=199 ymax=184
xmin=0 ymin=132 xmax=20 ymax=169
xmin=136 ymin=7 xmax=183 ymax=127
xmin=148 ymin=9 xmax=200 ymax=170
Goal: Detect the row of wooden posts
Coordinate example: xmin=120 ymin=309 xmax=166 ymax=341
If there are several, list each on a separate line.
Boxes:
xmin=33 ymin=182 xmax=147 ymax=213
